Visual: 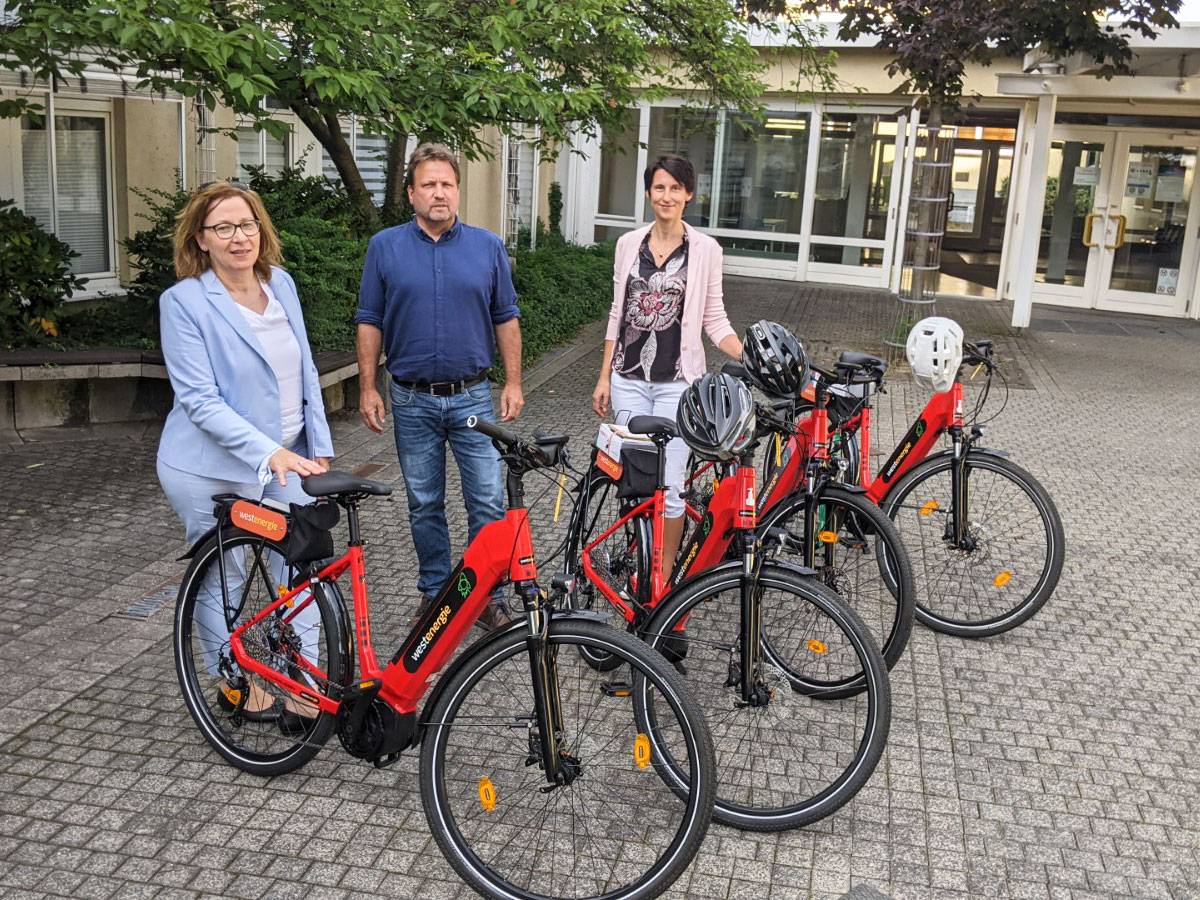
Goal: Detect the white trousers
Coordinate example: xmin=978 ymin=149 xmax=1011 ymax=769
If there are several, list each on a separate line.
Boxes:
xmin=609 ymin=373 xmax=689 ymax=517
xmin=158 ymin=457 xmax=320 ymax=677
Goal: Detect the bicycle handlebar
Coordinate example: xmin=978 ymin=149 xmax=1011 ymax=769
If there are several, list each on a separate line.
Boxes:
xmin=467 ymin=416 xmax=552 ymax=467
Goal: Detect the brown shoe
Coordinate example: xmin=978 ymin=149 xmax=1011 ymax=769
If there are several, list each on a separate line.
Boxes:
xmin=409 ymin=594 xmax=436 ymax=630
xmin=475 ymin=599 xmax=516 ymax=632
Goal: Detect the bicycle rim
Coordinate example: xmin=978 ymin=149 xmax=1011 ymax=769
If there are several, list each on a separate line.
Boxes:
xmin=884 ymin=453 xmax=1063 ymax=636
xmin=637 ymin=567 xmax=890 ymax=831
xmin=174 ymin=534 xmax=340 ymax=775
xmin=421 ymin=620 xmax=714 ymax=899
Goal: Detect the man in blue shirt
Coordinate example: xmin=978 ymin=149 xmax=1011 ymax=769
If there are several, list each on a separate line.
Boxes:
xmin=355 ymin=143 xmax=523 ymax=631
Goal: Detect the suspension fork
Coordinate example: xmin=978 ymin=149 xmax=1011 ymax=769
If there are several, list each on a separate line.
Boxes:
xmin=738 ymin=530 xmax=765 ymax=705
xmin=519 ymin=580 xmax=566 ymax=784
xmin=949 ymin=427 xmax=969 ymax=546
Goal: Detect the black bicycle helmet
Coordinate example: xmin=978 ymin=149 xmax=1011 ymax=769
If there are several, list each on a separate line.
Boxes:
xmin=740 ymin=320 xmax=809 ymax=398
xmin=676 ymin=372 xmax=757 ymax=461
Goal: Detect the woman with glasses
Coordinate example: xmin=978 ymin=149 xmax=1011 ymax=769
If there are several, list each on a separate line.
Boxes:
xmin=157 ymin=180 xmax=334 ymax=730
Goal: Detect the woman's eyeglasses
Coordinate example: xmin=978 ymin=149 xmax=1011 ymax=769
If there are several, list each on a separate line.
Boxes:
xmin=201 ymin=220 xmax=261 ymax=239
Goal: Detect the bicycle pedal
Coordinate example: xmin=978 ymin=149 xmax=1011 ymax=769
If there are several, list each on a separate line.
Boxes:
xmin=601 ymin=681 xmax=633 ymax=698
xmin=371 ymin=750 xmax=404 ymax=769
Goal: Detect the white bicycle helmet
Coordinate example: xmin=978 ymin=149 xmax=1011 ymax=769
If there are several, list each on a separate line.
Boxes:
xmin=906 ymin=317 xmax=964 ymax=393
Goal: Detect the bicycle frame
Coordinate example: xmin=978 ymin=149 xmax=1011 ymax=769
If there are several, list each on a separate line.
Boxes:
xmin=579 ymin=458 xmax=756 ymax=622
xmin=229 ymin=508 xmax=537 ymax=717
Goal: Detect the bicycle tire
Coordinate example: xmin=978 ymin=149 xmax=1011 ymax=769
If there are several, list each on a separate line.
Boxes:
xmin=174 ymin=532 xmax=343 ymax=777
xmin=569 ymin=470 xmax=650 ymax=672
xmin=420 ymin=618 xmax=716 ymax=899
xmin=758 ymin=484 xmax=915 ymax=671
xmin=636 ymin=563 xmax=890 ymax=831
xmin=880 ymin=451 xmax=1065 ymax=638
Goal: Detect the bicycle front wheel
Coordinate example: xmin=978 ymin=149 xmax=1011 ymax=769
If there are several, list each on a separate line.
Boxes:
xmin=881 ymin=451 xmax=1065 ymax=637
xmin=758 ymin=484 xmax=915 ymax=670
xmin=420 ymin=619 xmax=715 ymax=899
xmin=174 ymin=533 xmax=344 ymax=777
xmin=637 ymin=564 xmax=890 ymax=831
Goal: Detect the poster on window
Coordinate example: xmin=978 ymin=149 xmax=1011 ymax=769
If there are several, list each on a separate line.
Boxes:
xmin=1073 ymin=165 xmax=1099 ymax=187
xmin=1156 ymin=267 xmax=1179 ymax=295
xmin=1125 ymin=162 xmax=1155 ymax=198
xmin=1155 ymin=163 xmax=1187 ymax=203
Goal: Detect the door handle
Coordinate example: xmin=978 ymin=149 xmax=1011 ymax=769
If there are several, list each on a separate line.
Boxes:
xmin=1104 ymin=214 xmax=1127 ymax=250
xmin=1082 ymin=212 xmax=1104 ymax=248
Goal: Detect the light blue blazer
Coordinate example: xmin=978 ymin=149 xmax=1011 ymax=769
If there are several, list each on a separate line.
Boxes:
xmin=157 ymin=266 xmax=335 ymax=483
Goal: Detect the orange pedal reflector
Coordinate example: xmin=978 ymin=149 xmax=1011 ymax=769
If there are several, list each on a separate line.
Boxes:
xmin=478 ymin=777 xmax=496 ymax=812
xmin=920 ymin=500 xmax=939 ymax=517
xmin=993 ymin=571 xmax=1013 ymax=588
xmin=634 ymin=734 xmax=651 ymax=769
xmin=806 ymin=639 xmax=828 ymax=655
xmin=818 ymin=530 xmax=838 ymax=545
xmin=222 ymin=686 xmax=242 ymax=705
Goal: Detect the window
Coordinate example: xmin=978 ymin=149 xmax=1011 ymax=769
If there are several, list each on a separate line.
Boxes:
xmin=21 ymin=113 xmax=112 ymax=276
xmin=645 ymin=108 xmax=718 ymax=226
xmin=718 ymin=112 xmax=809 ymax=234
xmin=321 ymin=121 xmax=388 ymax=206
xmin=811 ymin=114 xmax=897 ymax=241
xmin=597 ymin=113 xmax=640 ymax=218
xmin=236 ymin=124 xmax=289 ymax=178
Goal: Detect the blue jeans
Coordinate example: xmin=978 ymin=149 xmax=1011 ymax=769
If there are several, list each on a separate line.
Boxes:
xmin=391 ymin=378 xmax=505 ymax=598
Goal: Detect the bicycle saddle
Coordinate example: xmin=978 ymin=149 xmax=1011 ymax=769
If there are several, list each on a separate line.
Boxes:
xmin=627 ymin=415 xmax=678 ymax=440
xmin=836 ymin=351 xmax=887 ymax=381
xmin=302 ymin=471 xmax=393 ymax=498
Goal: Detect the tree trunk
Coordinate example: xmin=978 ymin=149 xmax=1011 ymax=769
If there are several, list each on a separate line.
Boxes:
xmin=382 ymin=132 xmax=410 ymax=224
xmin=290 ymin=103 xmax=380 ymax=228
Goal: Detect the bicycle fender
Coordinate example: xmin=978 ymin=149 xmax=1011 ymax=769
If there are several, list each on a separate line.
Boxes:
xmin=822 ymin=482 xmax=868 ymax=495
xmin=758 ymin=559 xmax=820 ymax=580
xmin=177 ymin=523 xmax=220 ymax=560
xmin=922 ymin=447 xmax=1011 ymax=465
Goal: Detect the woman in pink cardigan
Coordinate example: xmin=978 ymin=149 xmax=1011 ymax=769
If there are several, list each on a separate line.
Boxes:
xmin=592 ymin=154 xmax=743 ymax=575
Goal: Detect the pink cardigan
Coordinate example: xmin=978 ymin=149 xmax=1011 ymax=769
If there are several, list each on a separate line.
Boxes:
xmin=606 ymin=222 xmax=736 ymax=384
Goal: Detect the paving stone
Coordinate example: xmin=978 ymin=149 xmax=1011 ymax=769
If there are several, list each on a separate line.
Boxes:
xmin=2 ymin=282 xmax=1199 ymax=899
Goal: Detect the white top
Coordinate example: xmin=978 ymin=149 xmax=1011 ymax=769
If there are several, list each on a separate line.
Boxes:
xmin=236 ymin=283 xmax=305 ymax=450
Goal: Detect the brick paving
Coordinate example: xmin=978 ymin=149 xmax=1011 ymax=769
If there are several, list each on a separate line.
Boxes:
xmin=1 ymin=278 xmax=1199 ymax=899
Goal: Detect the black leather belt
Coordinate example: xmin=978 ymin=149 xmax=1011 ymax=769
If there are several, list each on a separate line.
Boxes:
xmin=392 ymin=372 xmax=487 ymax=397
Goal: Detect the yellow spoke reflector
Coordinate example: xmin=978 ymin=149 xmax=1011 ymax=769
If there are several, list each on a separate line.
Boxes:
xmin=553 ymin=473 xmax=567 ymax=524
xmin=478 ymin=777 xmax=496 ymax=812
xmin=806 ymin=639 xmax=828 ymax=655
xmin=919 ymin=500 xmax=939 ymax=517
xmin=818 ymin=530 xmax=838 ymax=545
xmin=993 ymin=571 xmax=1013 ymax=588
xmin=222 ymin=686 xmax=242 ymax=705
xmin=634 ymin=733 xmax=651 ymax=769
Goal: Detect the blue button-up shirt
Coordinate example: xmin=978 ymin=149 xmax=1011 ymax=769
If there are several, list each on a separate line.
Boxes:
xmin=355 ymin=219 xmax=520 ymax=382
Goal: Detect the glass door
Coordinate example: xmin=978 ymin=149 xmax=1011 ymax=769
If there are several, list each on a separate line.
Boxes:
xmin=1096 ymin=136 xmax=1198 ymax=316
xmin=1033 ymin=127 xmax=1199 ymax=316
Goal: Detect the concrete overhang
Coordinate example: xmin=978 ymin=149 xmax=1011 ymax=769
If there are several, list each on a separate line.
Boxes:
xmin=996 ymin=72 xmax=1200 ymax=100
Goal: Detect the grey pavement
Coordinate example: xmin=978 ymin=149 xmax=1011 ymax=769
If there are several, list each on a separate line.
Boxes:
xmin=1 ymin=278 xmax=1199 ymax=899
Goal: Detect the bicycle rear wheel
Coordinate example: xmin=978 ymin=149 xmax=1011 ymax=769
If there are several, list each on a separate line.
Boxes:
xmin=420 ymin=618 xmax=715 ymax=899
xmin=174 ymin=533 xmax=343 ymax=777
xmin=881 ymin=451 xmax=1065 ymax=637
xmin=758 ymin=484 xmax=915 ymax=670
xmin=637 ymin=564 xmax=890 ymax=831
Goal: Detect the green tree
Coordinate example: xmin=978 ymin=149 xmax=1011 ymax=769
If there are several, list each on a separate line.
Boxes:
xmin=799 ymin=0 xmax=1183 ymax=126
xmin=1 ymin=0 xmax=779 ymax=225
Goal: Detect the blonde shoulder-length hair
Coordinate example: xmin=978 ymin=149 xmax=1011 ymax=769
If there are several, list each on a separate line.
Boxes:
xmin=172 ymin=181 xmax=283 ymax=282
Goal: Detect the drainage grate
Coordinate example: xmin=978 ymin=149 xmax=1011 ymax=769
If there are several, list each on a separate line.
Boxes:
xmin=118 ymin=584 xmax=179 ymax=620
xmin=353 ymin=464 xmax=386 ymax=477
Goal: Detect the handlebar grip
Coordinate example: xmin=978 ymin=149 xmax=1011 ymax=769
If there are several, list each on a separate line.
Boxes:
xmin=467 ymin=415 xmax=517 ymax=446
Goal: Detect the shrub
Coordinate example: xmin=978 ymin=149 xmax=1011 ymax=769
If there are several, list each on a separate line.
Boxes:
xmin=496 ymin=240 xmax=615 ymax=380
xmin=115 ymin=166 xmax=365 ymax=349
xmin=0 ymin=200 xmax=85 ymax=347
